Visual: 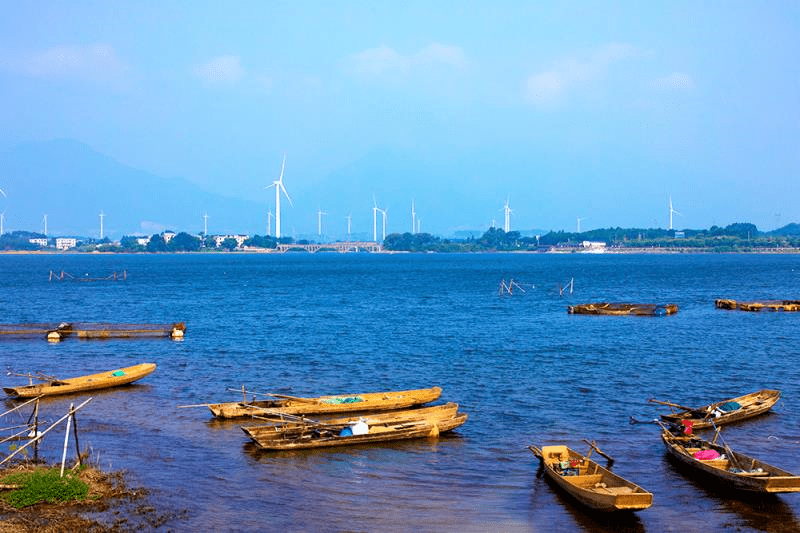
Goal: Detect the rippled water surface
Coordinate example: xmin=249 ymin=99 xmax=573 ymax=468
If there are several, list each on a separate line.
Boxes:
xmin=2 ymin=253 xmax=800 ymax=532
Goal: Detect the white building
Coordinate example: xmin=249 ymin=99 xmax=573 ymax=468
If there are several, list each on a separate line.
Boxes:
xmin=163 ymin=231 xmax=176 ymax=244
xmin=56 ymin=238 xmax=77 ymax=250
xmin=213 ymin=235 xmax=248 ymax=248
xmin=136 ymin=237 xmax=150 ymax=246
xmin=29 ymin=238 xmax=48 ymax=247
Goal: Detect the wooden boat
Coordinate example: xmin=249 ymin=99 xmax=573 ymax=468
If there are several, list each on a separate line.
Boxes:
xmin=652 ymin=389 xmax=781 ymax=430
xmin=247 ymin=412 xmax=468 ymax=451
xmin=715 ymin=299 xmax=800 ymax=312
xmin=568 ymin=302 xmax=678 ymax=316
xmin=3 ymin=363 xmax=157 ymax=398
xmin=208 ymin=386 xmax=442 ymax=419
xmin=660 ymin=423 xmax=800 ymax=493
xmin=528 ymin=443 xmax=653 ymax=512
xmin=242 ymin=403 xmax=460 ymax=442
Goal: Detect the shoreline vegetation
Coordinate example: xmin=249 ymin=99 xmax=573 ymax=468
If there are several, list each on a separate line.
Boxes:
xmin=1 ymin=222 xmax=800 ymax=254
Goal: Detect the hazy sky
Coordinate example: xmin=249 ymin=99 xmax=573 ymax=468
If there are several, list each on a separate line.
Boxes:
xmin=1 ymin=1 xmax=798 ymax=236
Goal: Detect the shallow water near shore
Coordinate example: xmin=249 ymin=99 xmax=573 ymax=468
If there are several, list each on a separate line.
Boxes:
xmin=2 ymin=252 xmax=799 ymax=532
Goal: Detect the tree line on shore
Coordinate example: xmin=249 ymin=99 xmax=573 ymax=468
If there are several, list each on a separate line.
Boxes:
xmin=1 ymin=222 xmax=799 ymax=252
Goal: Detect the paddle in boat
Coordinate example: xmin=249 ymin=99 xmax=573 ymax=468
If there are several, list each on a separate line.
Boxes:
xmin=246 ymin=408 xmax=468 ymax=451
xmin=650 ymin=389 xmax=781 ymax=430
xmin=659 ymin=421 xmax=800 ymax=493
xmin=528 ymin=440 xmax=653 ymax=512
xmin=3 ymin=363 xmax=157 ymax=398
xmin=568 ymin=302 xmax=678 ymax=316
xmin=207 ymin=386 xmax=443 ymax=419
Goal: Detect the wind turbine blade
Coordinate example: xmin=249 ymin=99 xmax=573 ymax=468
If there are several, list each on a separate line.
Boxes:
xmin=279 ymin=153 xmax=286 ymax=183
xmin=0 ymin=188 xmax=6 ymax=197
xmin=280 ymin=182 xmax=293 ymax=206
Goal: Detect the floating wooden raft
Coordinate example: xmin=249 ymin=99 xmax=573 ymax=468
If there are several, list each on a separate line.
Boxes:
xmin=715 ymin=299 xmax=800 ymax=312
xmin=568 ymin=303 xmax=678 ymax=316
xmin=0 ymin=322 xmax=186 ymax=341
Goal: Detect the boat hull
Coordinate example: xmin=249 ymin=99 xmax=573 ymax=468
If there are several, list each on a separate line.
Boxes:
xmin=3 ymin=363 xmax=157 ymax=398
xmin=660 ymin=389 xmax=780 ymax=429
xmin=531 ymin=445 xmax=652 ymax=512
xmin=209 ymin=386 xmax=442 ymax=419
xmin=249 ymin=412 xmax=468 ymax=450
xmin=661 ymin=429 xmax=800 ymax=493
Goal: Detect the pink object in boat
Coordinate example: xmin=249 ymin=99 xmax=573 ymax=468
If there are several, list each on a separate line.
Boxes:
xmin=694 ymin=449 xmax=720 ymax=460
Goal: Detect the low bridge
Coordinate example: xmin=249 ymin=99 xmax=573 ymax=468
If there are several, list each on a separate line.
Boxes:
xmin=276 ymin=241 xmax=383 ymax=253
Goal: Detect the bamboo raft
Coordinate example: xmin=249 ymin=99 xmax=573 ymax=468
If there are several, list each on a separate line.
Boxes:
xmin=715 ymin=299 xmax=800 ymax=312
xmin=568 ymin=302 xmax=678 ymax=316
xmin=651 ymin=389 xmax=781 ymax=430
xmin=3 ymin=363 xmax=157 ymax=398
xmin=208 ymin=386 xmax=443 ymax=419
xmin=0 ymin=322 xmax=186 ymax=341
xmin=529 ymin=442 xmax=653 ymax=512
xmin=660 ymin=423 xmax=800 ymax=493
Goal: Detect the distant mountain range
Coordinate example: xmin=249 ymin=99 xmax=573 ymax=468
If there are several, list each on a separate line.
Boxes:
xmin=0 ymin=139 xmax=266 ymax=239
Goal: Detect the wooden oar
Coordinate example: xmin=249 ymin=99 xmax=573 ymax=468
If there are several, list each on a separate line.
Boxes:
xmin=648 ymin=398 xmax=708 ymax=418
xmin=711 ymin=421 xmax=744 ymax=471
xmin=583 ymin=439 xmax=615 ymax=468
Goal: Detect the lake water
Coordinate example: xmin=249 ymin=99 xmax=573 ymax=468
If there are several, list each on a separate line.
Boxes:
xmin=1 ymin=252 xmax=800 ymax=532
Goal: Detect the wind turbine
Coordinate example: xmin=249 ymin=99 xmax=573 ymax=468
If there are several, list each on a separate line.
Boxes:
xmin=0 ymin=188 xmax=6 ymax=197
xmin=42 ymin=214 xmax=48 ymax=236
xmin=411 ymin=200 xmax=416 ymax=234
xmin=317 ymin=208 xmax=327 ymax=236
xmin=576 ymin=216 xmax=586 ymax=233
xmin=265 ymin=154 xmax=292 ymax=239
xmin=203 ymin=212 xmax=209 ymax=236
xmin=668 ymin=195 xmax=681 ymax=230
xmin=0 ymin=212 xmax=4 ymax=235
xmin=99 ymin=210 xmax=105 ymax=239
xmin=417 ymin=218 xmax=421 ymax=234
xmin=372 ymin=196 xmax=379 ymax=242
xmin=266 ymin=209 xmax=273 ymax=236
xmin=345 ymin=214 xmax=352 ymax=241
xmin=502 ymin=197 xmax=512 ymax=232
xmin=378 ymin=207 xmax=388 ymax=241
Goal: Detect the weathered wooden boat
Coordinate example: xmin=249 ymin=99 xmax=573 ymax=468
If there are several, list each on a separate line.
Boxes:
xmin=3 ymin=363 xmax=157 ymax=398
xmin=242 ymin=403 xmax=460 ymax=442
xmin=568 ymin=302 xmax=678 ymax=316
xmin=247 ymin=411 xmax=468 ymax=451
xmin=528 ymin=442 xmax=653 ymax=512
xmin=0 ymin=322 xmax=185 ymax=341
xmin=660 ymin=423 xmax=800 ymax=493
xmin=715 ymin=299 xmax=800 ymax=312
xmin=651 ymin=389 xmax=781 ymax=430
xmin=208 ymin=386 xmax=443 ymax=419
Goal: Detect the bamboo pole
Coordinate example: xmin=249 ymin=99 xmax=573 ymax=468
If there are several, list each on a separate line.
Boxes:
xmin=0 ymin=397 xmax=92 ymax=467
xmin=0 ymin=396 xmax=41 ymax=419
xmin=60 ymin=403 xmax=73 ymax=477
xmin=33 ymin=398 xmax=39 ymax=462
xmin=71 ymin=405 xmax=81 ymax=467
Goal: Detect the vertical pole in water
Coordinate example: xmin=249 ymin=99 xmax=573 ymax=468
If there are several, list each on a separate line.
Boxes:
xmin=72 ymin=406 xmax=82 ymax=466
xmin=33 ymin=398 xmax=40 ymax=462
xmin=60 ymin=403 xmax=73 ymax=478
xmin=242 ymin=385 xmax=247 ymax=403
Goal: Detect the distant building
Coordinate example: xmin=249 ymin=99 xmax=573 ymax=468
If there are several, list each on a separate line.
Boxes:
xmin=213 ymin=234 xmax=248 ymax=248
xmin=674 ymin=231 xmax=685 ymax=239
xmin=162 ymin=231 xmax=176 ymax=244
xmin=56 ymin=238 xmax=77 ymax=250
xmin=29 ymin=238 xmax=48 ymax=247
xmin=580 ymin=241 xmax=606 ymax=252
xmin=136 ymin=237 xmax=150 ymax=246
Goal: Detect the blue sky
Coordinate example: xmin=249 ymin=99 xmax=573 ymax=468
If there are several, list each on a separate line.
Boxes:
xmin=1 ymin=1 xmax=798 ymax=237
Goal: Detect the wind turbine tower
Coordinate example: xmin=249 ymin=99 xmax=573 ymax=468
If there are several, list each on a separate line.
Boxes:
xmin=503 ymin=198 xmax=512 ymax=232
xmin=42 ymin=214 xmax=48 ymax=236
xmin=265 ymin=154 xmax=292 ymax=239
xmin=267 ymin=210 xmax=273 ymax=236
xmin=378 ymin=208 xmax=388 ymax=241
xmin=317 ymin=208 xmax=327 ymax=237
xmin=577 ymin=216 xmax=585 ymax=233
xmin=203 ymin=213 xmax=209 ymax=236
xmin=411 ymin=200 xmax=416 ymax=234
xmin=668 ymin=195 xmax=681 ymax=230
xmin=0 ymin=212 xmax=5 ymax=235
xmin=345 ymin=214 xmax=352 ymax=241
xmin=99 ymin=210 xmax=105 ymax=239
xmin=372 ymin=197 xmax=379 ymax=242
